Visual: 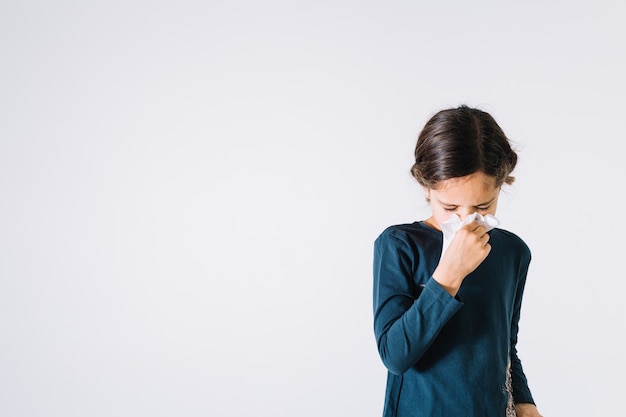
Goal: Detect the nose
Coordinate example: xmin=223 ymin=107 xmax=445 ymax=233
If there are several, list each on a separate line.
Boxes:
xmin=456 ymin=209 xmax=473 ymax=221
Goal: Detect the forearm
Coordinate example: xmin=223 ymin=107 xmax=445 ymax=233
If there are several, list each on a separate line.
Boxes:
xmin=375 ymin=278 xmax=461 ymax=374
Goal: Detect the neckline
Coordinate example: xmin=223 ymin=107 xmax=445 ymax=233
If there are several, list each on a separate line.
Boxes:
xmin=417 ymin=220 xmax=441 ymax=233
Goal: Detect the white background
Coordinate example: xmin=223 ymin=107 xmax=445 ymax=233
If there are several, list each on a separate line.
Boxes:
xmin=1 ymin=1 xmax=624 ymax=416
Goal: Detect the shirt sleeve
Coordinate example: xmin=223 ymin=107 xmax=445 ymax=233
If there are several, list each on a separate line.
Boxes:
xmin=509 ymin=250 xmax=536 ymax=404
xmin=373 ymin=228 xmax=462 ymax=375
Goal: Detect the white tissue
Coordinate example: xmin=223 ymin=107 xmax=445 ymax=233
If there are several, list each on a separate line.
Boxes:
xmin=440 ymin=213 xmax=500 ymax=261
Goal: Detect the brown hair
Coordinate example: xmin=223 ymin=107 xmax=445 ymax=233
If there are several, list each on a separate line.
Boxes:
xmin=410 ymin=105 xmax=518 ymax=189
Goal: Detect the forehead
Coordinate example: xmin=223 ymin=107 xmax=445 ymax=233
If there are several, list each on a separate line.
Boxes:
xmin=432 ymin=172 xmax=499 ymax=202
xmin=436 ymin=172 xmax=497 ymax=190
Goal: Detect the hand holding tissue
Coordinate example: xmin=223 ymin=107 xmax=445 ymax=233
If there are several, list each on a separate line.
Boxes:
xmin=440 ymin=213 xmax=500 ymax=261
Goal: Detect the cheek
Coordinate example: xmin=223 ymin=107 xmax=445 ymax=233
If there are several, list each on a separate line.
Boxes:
xmin=431 ymin=207 xmax=453 ymax=225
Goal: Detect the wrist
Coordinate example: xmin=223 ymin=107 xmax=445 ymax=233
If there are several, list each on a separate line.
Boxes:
xmin=432 ymin=267 xmax=462 ymax=297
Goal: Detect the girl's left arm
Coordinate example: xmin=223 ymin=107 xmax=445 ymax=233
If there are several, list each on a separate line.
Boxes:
xmin=510 ymin=249 xmax=542 ymax=415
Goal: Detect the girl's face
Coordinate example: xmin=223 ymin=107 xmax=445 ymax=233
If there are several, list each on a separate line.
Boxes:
xmin=423 ymin=171 xmax=501 ymax=231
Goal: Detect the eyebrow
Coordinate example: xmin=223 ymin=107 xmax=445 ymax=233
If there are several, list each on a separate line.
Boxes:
xmin=438 ymin=196 xmax=497 ymax=207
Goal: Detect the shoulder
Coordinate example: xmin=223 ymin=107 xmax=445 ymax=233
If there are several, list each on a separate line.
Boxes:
xmin=491 ymin=228 xmax=532 ymax=260
xmin=374 ymin=222 xmax=439 ymax=253
xmin=373 ymin=222 xmax=441 ymax=273
xmin=376 ymin=222 xmax=431 ymax=242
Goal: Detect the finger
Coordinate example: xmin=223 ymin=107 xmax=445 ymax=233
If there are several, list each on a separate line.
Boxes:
xmin=467 ymin=222 xmax=487 ymax=234
xmin=463 ymin=221 xmax=482 ymax=232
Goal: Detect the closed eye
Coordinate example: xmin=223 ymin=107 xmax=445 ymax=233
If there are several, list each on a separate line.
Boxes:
xmin=443 ymin=205 xmax=491 ymax=212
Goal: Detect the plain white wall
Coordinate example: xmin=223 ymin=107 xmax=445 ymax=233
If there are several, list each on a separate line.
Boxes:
xmin=1 ymin=1 xmax=624 ymax=416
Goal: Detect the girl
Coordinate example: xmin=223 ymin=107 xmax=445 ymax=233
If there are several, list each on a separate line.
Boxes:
xmin=373 ymin=105 xmax=543 ymax=417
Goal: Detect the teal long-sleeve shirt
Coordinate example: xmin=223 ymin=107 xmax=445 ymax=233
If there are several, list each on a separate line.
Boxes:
xmin=373 ymin=221 xmax=535 ymax=417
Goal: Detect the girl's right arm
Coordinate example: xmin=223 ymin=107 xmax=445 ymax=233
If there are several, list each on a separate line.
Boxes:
xmin=373 ymin=229 xmax=462 ymax=375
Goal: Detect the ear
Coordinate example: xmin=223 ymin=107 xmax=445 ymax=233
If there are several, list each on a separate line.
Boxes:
xmin=421 ymin=186 xmax=431 ymax=201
